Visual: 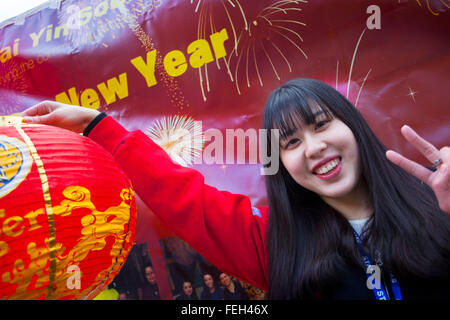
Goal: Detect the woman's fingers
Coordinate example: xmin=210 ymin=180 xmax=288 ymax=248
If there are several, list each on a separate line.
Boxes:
xmin=21 ymin=101 xmax=57 ymax=117
xmin=21 ymin=102 xmax=56 ymax=124
xmin=432 ymin=146 xmax=450 ymax=192
xmin=22 ymin=113 xmax=54 ymax=125
xmin=400 ymin=125 xmax=441 ymax=165
xmin=429 ymin=160 xmax=450 ymax=213
xmin=386 ymin=150 xmax=432 ymax=185
xmin=21 ymin=102 xmax=100 ymax=133
xmin=388 ymin=127 xmax=450 ymax=214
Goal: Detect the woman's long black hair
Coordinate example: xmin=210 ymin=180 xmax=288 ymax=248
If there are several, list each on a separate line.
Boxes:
xmin=263 ymin=78 xmax=450 ymax=299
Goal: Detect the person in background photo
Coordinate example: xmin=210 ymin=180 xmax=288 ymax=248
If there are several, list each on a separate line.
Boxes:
xmin=175 ymin=281 xmax=199 ymax=300
xmin=219 ymin=272 xmax=249 ymax=300
xmin=139 ymin=265 xmax=160 ymax=300
xmin=200 ymin=273 xmax=224 ymax=300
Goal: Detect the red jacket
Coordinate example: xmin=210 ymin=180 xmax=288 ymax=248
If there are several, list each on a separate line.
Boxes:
xmin=88 ymin=116 xmax=270 ymax=292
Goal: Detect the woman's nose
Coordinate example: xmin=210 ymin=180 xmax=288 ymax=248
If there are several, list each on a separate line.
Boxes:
xmin=304 ymin=135 xmax=327 ymax=158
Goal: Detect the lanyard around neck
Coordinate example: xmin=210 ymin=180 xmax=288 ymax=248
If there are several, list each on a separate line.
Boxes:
xmin=353 ymin=230 xmax=402 ymax=300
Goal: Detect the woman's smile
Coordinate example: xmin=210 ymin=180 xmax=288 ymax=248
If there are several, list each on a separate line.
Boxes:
xmin=312 ymin=156 xmax=342 ymax=179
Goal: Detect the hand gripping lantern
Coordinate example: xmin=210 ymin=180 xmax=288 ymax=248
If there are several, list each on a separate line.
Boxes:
xmin=0 ymin=117 xmax=136 ymax=299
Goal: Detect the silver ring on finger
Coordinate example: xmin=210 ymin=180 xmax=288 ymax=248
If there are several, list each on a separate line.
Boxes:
xmin=432 ymin=158 xmax=443 ymax=168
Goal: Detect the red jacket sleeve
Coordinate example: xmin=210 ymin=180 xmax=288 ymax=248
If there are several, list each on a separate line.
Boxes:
xmin=88 ymin=116 xmax=269 ymax=291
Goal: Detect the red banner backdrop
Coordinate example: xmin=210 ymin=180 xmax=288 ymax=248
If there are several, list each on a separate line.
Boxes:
xmin=1 ymin=0 xmax=449 ymax=299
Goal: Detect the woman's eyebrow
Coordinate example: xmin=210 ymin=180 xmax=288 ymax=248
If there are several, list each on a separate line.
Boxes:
xmin=313 ymin=110 xmax=326 ymax=118
xmin=279 ymin=109 xmax=329 ymax=141
xmin=280 ymin=127 xmax=297 ymax=141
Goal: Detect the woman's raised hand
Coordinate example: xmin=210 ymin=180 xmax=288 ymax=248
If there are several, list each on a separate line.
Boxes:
xmin=386 ymin=125 xmax=450 ymax=214
xmin=21 ymin=101 xmax=100 ymax=133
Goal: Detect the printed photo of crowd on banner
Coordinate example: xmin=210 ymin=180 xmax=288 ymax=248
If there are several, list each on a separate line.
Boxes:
xmin=108 ymin=241 xmax=265 ymax=300
xmin=0 ymin=0 xmax=449 ymax=303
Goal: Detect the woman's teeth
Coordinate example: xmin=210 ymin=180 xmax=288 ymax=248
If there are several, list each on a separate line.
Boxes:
xmin=315 ymin=158 xmax=341 ymax=175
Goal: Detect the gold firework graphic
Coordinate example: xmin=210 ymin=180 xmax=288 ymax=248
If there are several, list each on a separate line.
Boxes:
xmin=335 ymin=28 xmax=372 ymax=108
xmin=191 ymin=0 xmax=249 ymax=101
xmin=117 ymin=3 xmax=190 ymax=111
xmin=192 ymin=0 xmax=249 ymax=53
xmin=227 ymin=0 xmax=308 ymax=95
xmin=191 ymin=0 xmax=309 ymax=98
xmin=398 ymin=0 xmax=450 ymax=15
xmin=145 ymin=115 xmax=204 ymax=167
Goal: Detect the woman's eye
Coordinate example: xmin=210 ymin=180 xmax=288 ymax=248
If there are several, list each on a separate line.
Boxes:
xmin=286 ymin=138 xmax=300 ymax=148
xmin=315 ymin=119 xmax=330 ymax=130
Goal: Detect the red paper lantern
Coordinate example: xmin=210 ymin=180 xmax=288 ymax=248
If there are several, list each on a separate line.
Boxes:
xmin=0 ymin=121 xmax=136 ymax=300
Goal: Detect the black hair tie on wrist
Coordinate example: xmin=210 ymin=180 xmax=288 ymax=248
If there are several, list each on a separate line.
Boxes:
xmin=83 ymin=112 xmax=108 ymax=137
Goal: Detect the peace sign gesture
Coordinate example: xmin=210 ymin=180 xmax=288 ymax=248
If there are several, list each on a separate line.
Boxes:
xmin=386 ymin=125 xmax=450 ymax=214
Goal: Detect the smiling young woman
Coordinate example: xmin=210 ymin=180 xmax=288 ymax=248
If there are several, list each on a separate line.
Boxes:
xmin=20 ymin=78 xmax=450 ymax=300
xmin=276 ymin=105 xmax=367 ymax=217
xmin=263 ymin=78 xmax=450 ymax=299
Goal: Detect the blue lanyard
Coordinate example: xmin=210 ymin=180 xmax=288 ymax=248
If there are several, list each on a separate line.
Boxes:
xmin=353 ymin=230 xmax=402 ymax=300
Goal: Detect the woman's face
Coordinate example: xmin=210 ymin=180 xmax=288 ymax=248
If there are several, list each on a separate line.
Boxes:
xmin=279 ymin=107 xmax=362 ymax=201
xmin=203 ymin=274 xmax=213 ymax=288
xmin=183 ymin=282 xmax=193 ymax=296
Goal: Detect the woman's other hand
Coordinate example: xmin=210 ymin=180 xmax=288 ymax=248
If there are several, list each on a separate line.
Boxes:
xmin=21 ymin=101 xmax=100 ymax=133
xmin=386 ymin=125 xmax=450 ymax=214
